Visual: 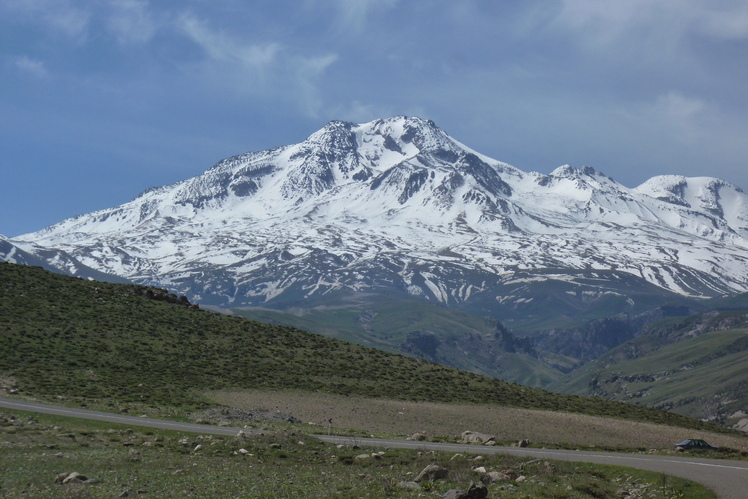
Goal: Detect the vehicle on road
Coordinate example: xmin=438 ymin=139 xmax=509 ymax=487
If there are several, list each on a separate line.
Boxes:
xmin=674 ymin=439 xmax=716 ymax=451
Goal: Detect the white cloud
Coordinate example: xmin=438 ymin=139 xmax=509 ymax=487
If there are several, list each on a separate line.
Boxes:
xmin=1 ymin=0 xmax=91 ymax=42
xmin=696 ymin=2 xmax=748 ymax=40
xmin=556 ymin=0 xmax=748 ymax=46
xmin=106 ymin=0 xmax=156 ymax=45
xmin=300 ymin=53 xmax=338 ymax=75
xmin=623 ymin=91 xmax=713 ymax=144
xmin=14 ymin=55 xmax=48 ymax=78
xmin=178 ymin=13 xmax=280 ymax=68
xmin=315 ymin=0 xmax=399 ymax=33
xmin=654 ymin=92 xmax=707 ymax=122
xmin=292 ymin=53 xmax=339 ymax=117
xmin=330 ymin=101 xmax=383 ymax=122
xmin=175 ymin=12 xmax=340 ymax=119
xmin=330 ymin=101 xmax=424 ymax=125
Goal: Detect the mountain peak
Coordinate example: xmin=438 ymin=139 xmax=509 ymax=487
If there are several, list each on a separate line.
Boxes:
xmin=10 ymin=116 xmax=748 ymax=306
xmin=550 ymin=165 xmax=610 ymax=181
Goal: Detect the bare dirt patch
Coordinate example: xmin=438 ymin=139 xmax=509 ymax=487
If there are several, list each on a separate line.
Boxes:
xmin=207 ymin=389 xmax=748 ymax=451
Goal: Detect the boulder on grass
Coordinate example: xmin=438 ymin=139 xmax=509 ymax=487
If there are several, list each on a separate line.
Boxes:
xmin=466 ymin=481 xmax=488 ymax=499
xmin=55 ymin=472 xmax=92 ymax=484
xmin=481 ymin=471 xmax=511 ymax=484
xmin=414 ymin=464 xmax=448 ymax=482
xmin=397 ymin=481 xmax=421 ymax=491
xmin=441 ymin=481 xmax=488 ymax=499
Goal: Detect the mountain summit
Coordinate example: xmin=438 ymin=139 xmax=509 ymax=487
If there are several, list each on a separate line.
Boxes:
xmin=9 ymin=116 xmax=748 ymax=312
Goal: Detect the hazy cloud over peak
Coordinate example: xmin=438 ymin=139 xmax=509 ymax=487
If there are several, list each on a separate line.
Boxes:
xmin=177 ymin=13 xmax=280 ymax=68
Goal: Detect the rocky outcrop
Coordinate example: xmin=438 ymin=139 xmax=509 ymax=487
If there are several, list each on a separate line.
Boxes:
xmin=132 ymin=285 xmax=196 ymax=308
xmin=400 ymin=331 xmax=441 ymax=360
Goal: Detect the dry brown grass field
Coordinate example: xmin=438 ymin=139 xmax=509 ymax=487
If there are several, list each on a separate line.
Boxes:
xmin=208 ymin=389 xmax=748 ymax=451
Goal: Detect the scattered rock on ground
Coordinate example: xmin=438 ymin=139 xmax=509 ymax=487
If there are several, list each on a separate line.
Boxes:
xmin=55 ymin=472 xmax=93 ymax=485
xmin=466 ymin=481 xmax=488 ymax=499
xmin=415 ymin=464 xmax=449 ymax=482
xmin=500 ymin=469 xmax=517 ymax=480
xmin=481 ymin=471 xmax=511 ymax=484
xmin=397 ymin=480 xmax=421 ymax=491
xmin=442 ymin=481 xmax=488 ymax=499
xmin=459 ymin=431 xmax=495 ymax=445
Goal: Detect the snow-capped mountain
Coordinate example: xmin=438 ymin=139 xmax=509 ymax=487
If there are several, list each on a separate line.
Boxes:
xmin=10 ymin=116 xmax=748 ymax=311
xmin=1 ymin=235 xmax=129 ymax=283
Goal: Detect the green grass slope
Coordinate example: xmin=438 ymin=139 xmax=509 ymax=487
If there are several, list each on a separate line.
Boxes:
xmin=0 ymin=262 xmax=727 ymax=432
xmin=233 ymin=300 xmax=563 ymax=387
xmin=550 ymin=325 xmax=748 ymax=427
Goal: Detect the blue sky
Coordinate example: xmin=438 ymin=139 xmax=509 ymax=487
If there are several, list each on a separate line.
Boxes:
xmin=2 ymin=0 xmax=747 ymax=237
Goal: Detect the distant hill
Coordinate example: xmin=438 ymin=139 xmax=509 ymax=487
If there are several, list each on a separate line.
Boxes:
xmin=0 ymin=261 xmax=726 ymax=432
xmin=549 ymin=309 xmax=748 ymax=431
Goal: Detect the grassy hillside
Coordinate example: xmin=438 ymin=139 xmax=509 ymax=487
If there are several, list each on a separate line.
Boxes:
xmin=550 ymin=314 xmax=748 ymax=427
xmin=234 ymin=301 xmax=562 ymax=387
xmin=0 ymin=262 xmax=729 ymax=432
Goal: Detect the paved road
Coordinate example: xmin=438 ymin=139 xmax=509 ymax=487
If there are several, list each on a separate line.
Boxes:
xmin=2 ymin=397 xmax=748 ymax=498
xmin=319 ymin=436 xmax=748 ymax=499
xmin=0 ymin=397 xmax=256 ymax=437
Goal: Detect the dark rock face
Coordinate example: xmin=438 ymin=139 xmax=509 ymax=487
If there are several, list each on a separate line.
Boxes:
xmin=400 ymin=331 xmax=441 ymax=359
xmin=132 ymin=286 xmax=196 ymax=308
